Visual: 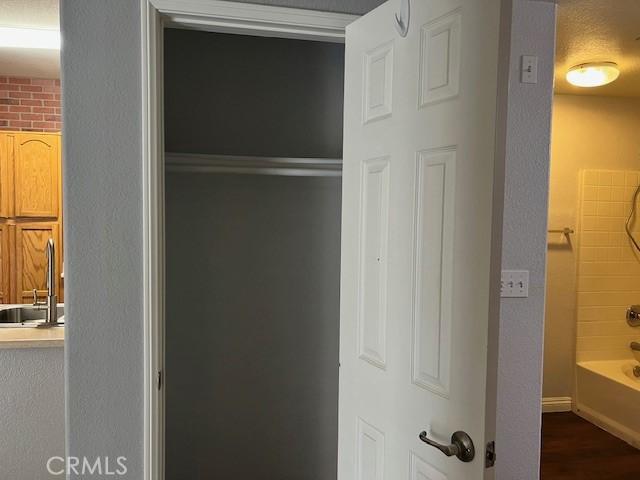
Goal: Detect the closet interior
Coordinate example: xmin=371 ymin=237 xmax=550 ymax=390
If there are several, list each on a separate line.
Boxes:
xmin=164 ymin=28 xmax=345 ymax=479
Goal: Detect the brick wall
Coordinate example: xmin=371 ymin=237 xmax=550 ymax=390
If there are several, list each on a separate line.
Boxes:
xmin=0 ymin=76 xmax=61 ymax=132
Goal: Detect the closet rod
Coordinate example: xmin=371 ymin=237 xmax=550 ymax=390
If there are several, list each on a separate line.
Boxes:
xmin=165 ymin=152 xmax=342 ymax=177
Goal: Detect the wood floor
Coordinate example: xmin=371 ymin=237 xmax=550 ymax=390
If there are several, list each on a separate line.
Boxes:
xmin=541 ymin=412 xmax=640 ymax=479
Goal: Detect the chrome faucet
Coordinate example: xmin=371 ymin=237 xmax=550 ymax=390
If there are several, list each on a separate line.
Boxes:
xmin=632 ymin=343 xmax=640 ymax=375
xmin=627 ymin=305 xmax=640 ymax=327
xmin=32 ymin=238 xmax=59 ymax=326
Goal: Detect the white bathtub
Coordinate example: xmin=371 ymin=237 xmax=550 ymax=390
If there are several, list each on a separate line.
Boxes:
xmin=576 ymin=360 xmax=640 ymax=448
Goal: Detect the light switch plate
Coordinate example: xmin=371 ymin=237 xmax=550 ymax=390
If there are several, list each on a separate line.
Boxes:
xmin=501 ymin=270 xmax=529 ymax=298
xmin=521 ymin=55 xmax=538 ymax=84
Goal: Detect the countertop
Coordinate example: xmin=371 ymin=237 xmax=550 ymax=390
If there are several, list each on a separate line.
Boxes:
xmin=0 ymin=304 xmax=64 ymax=349
xmin=0 ymin=326 xmax=64 ymax=348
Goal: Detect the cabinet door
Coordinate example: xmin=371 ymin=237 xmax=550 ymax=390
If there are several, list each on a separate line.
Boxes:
xmin=15 ymin=223 xmax=60 ymax=304
xmin=0 ymin=224 xmax=9 ymax=303
xmin=14 ymin=133 xmax=59 ymax=218
xmin=0 ymin=134 xmax=13 ymax=218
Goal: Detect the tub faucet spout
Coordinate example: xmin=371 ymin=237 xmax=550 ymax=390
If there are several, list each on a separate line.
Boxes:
xmin=632 ymin=342 xmax=640 ymax=363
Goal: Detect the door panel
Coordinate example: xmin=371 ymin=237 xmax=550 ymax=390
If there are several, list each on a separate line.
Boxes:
xmin=15 ymin=223 xmax=60 ymax=304
xmin=411 ymin=147 xmax=455 ymax=397
xmin=358 ymin=157 xmax=390 ymax=369
xmin=339 ymin=0 xmax=501 ymax=478
xmin=0 ymin=223 xmax=9 ymax=303
xmin=0 ymin=134 xmax=13 ymax=218
xmin=14 ymin=133 xmax=59 ymax=218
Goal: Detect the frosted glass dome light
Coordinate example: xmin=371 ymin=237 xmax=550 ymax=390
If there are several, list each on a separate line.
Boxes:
xmin=566 ymin=62 xmax=620 ymax=88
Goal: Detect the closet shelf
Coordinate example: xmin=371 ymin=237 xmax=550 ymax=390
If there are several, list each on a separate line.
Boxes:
xmin=165 ymin=152 xmax=342 ymax=177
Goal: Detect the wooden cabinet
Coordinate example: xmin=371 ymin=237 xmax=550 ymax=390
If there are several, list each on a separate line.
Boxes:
xmin=14 ymin=223 xmax=61 ymax=304
xmin=0 ymin=132 xmax=60 ymax=219
xmin=0 ymin=224 xmax=9 ymax=304
xmin=14 ymin=134 xmax=59 ymax=218
xmin=0 ymin=132 xmax=63 ymax=304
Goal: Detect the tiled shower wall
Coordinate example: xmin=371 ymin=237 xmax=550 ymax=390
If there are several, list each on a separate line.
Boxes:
xmin=577 ymin=169 xmax=640 ymax=362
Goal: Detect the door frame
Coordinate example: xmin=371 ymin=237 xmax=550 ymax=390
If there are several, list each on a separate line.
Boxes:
xmin=140 ymin=2 xmax=358 ymax=479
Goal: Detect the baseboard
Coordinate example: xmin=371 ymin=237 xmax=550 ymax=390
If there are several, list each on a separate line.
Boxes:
xmin=542 ymin=396 xmax=573 ymax=413
xmin=576 ymin=403 xmax=640 ymax=449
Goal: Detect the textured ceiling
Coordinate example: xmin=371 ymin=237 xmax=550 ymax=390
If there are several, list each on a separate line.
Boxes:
xmin=0 ymin=0 xmax=59 ymax=79
xmin=555 ymin=0 xmax=640 ymax=97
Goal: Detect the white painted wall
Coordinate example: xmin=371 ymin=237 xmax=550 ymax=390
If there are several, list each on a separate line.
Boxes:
xmin=61 ymin=0 xmax=556 ymax=479
xmin=494 ymin=1 xmax=556 ymax=479
xmin=61 ymin=0 xmax=144 ymax=477
xmin=0 ymin=347 xmax=64 ymax=480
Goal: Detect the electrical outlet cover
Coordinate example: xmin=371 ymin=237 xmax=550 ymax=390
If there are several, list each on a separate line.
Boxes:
xmin=501 ymin=270 xmax=529 ymax=298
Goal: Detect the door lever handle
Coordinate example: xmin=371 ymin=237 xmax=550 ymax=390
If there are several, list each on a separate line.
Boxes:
xmin=419 ymin=430 xmax=475 ymax=462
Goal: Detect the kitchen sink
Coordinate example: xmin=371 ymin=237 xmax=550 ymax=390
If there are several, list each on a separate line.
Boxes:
xmin=0 ymin=305 xmax=64 ymax=327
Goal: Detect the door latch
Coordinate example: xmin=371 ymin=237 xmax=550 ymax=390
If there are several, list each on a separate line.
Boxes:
xmin=485 ymin=441 xmax=496 ymax=468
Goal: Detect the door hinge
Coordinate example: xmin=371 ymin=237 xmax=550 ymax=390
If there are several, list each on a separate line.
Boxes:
xmin=485 ymin=441 xmax=496 ymax=468
xmin=157 ymin=370 xmax=163 ymax=390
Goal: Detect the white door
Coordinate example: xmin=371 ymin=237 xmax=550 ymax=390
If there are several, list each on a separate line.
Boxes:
xmin=339 ymin=0 xmax=501 ymax=478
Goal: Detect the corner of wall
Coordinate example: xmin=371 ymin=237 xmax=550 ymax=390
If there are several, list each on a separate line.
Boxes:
xmin=494 ymin=0 xmax=557 ymax=478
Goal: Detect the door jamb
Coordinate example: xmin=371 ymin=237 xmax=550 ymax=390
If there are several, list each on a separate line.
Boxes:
xmin=140 ymin=2 xmax=357 ymax=479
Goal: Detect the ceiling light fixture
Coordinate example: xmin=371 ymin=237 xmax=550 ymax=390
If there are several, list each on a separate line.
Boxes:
xmin=566 ymin=62 xmax=620 ymax=88
xmin=0 ymin=26 xmax=60 ymax=50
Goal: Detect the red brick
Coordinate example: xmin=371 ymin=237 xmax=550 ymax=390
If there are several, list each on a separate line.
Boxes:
xmin=54 ymin=108 xmax=61 ymax=115
xmin=21 ymin=113 xmax=43 ymax=121
xmin=0 ymin=77 xmax=7 ymax=83
xmin=54 ymin=122 xmax=62 ymax=130
xmin=44 ymin=114 xmax=61 ymax=122
xmin=9 ymin=120 xmax=32 ymax=128
xmin=32 ymin=93 xmax=53 ymax=100
xmin=20 ymin=85 xmax=43 ymax=93
xmin=22 ymin=128 xmax=45 ymax=132
xmin=0 ymin=120 xmax=7 ymax=126
xmin=0 ymin=98 xmax=19 ymax=105
xmin=0 ymin=113 xmax=20 ymax=120
xmin=9 ymin=106 xmax=31 ymax=113
xmin=8 ymin=77 xmax=31 ymax=85
xmin=9 ymin=91 xmax=31 ymax=99
xmin=32 ymin=121 xmax=55 ymax=129
xmin=41 ymin=85 xmax=60 ymax=93
xmin=44 ymin=100 xmax=59 ymax=108
xmin=55 ymin=79 xmax=60 ymax=86
xmin=20 ymin=99 xmax=41 ymax=107
xmin=0 ymin=83 xmax=20 ymax=91
xmin=31 ymin=78 xmax=56 ymax=86
xmin=0 ymin=106 xmax=7 ymax=113
xmin=33 ymin=107 xmax=54 ymax=114
xmin=55 ymin=94 xmax=61 ymax=100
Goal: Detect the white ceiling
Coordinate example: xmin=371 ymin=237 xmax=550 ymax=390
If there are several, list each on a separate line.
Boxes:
xmin=555 ymin=0 xmax=640 ymax=97
xmin=0 ymin=0 xmax=60 ymax=79
xmin=2 ymin=0 xmax=639 ymax=89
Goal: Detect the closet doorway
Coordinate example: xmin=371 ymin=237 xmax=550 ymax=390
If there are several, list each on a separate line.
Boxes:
xmin=163 ymin=29 xmax=345 ymax=479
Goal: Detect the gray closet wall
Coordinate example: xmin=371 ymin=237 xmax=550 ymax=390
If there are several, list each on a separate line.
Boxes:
xmin=165 ymin=29 xmax=345 ymax=158
xmin=164 ymin=30 xmax=344 ymax=479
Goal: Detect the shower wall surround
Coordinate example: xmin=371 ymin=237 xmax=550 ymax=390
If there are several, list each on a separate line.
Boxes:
xmin=576 ymin=169 xmax=640 ymax=362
